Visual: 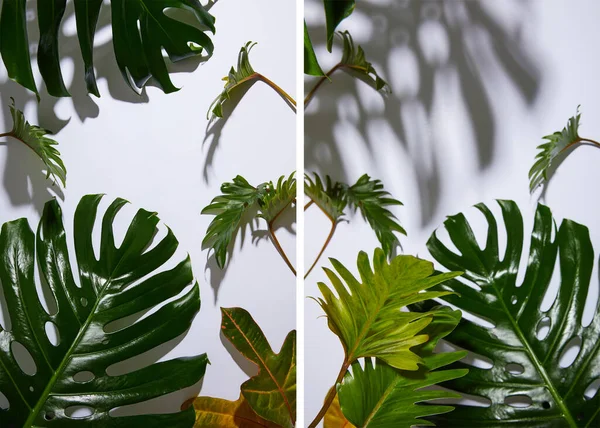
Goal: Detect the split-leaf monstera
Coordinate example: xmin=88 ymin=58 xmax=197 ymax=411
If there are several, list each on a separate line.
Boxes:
xmin=0 ymin=195 xmax=206 ymax=426
xmin=308 ymin=250 xmax=465 ymax=427
xmin=416 ymin=201 xmax=600 ymax=427
xmin=0 ymin=0 xmax=215 ymax=98
xmin=0 ymin=98 xmax=66 ymax=187
xmin=187 ymin=307 xmax=296 ymax=428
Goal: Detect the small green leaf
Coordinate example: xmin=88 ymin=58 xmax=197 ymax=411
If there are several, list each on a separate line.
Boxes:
xmin=258 ymin=172 xmax=297 ymax=225
xmin=208 ymin=42 xmax=258 ymax=119
xmin=304 ymin=22 xmax=325 ymax=76
xmin=344 ymin=174 xmax=405 ymax=258
xmin=221 ymin=307 xmax=296 ymax=428
xmin=201 ymin=175 xmax=266 ymax=268
xmin=339 ymin=31 xmax=390 ymax=94
xmin=316 ymin=249 xmax=462 ymax=370
xmin=324 ymin=0 xmax=355 ymax=52
xmin=337 ymin=308 xmax=468 ymax=428
xmin=1 ymin=98 xmax=66 ymax=187
xmin=529 ymin=107 xmax=582 ymax=192
xmin=304 ymin=172 xmax=347 ymax=222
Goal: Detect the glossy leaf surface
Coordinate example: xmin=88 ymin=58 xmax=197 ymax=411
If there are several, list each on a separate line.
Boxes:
xmin=0 ymin=98 xmax=66 ymax=187
xmin=338 ymin=308 xmax=467 ymax=427
xmin=304 ymin=22 xmax=324 ymax=76
xmin=221 ymin=308 xmax=296 ymax=427
xmin=316 ymin=249 xmax=461 ymax=370
xmin=420 ymin=201 xmax=600 ymax=427
xmin=324 ymin=0 xmax=355 ymax=51
xmin=0 ymin=195 xmax=206 ymax=426
xmin=185 ymin=394 xmax=279 ymax=427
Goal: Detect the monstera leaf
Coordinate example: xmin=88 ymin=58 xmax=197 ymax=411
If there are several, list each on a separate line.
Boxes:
xmin=337 ymin=308 xmax=467 ymax=428
xmin=0 ymin=98 xmax=66 ymax=186
xmin=208 ymin=42 xmax=296 ymax=120
xmin=323 ymin=0 xmax=355 ymax=51
xmin=417 ymin=200 xmax=600 ymax=427
xmin=220 ymin=308 xmax=296 ymax=427
xmin=0 ymin=0 xmax=215 ymax=97
xmin=529 ymin=107 xmax=600 ymax=193
xmin=304 ymin=22 xmax=324 ymax=76
xmin=183 ymin=394 xmax=279 ymax=427
xmin=0 ymin=195 xmax=206 ymax=426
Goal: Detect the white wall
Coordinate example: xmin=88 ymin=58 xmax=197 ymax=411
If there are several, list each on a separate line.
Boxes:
xmin=0 ymin=0 xmax=296 ymax=415
xmin=305 ymin=0 xmax=600 ymax=424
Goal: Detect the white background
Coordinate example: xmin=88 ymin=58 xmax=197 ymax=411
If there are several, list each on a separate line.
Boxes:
xmin=0 ymin=0 xmax=296 ymax=417
xmin=305 ymin=0 xmax=600 ymax=424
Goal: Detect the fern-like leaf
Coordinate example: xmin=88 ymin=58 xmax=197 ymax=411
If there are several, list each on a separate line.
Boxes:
xmin=208 ymin=42 xmax=258 ymax=119
xmin=258 ymin=172 xmax=297 ymax=224
xmin=304 ymin=172 xmax=347 ymax=222
xmin=0 ymin=98 xmax=66 ymax=187
xmin=529 ymin=107 xmax=583 ymax=192
xmin=339 ymin=31 xmax=390 ymax=94
xmin=344 ymin=174 xmax=405 ymax=257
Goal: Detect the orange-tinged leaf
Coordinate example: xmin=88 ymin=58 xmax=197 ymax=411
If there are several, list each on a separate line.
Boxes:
xmin=184 ymin=394 xmax=279 ymax=427
xmin=324 ymin=392 xmax=356 ymax=428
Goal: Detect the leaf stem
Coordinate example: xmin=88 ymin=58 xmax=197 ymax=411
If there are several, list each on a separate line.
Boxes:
xmin=255 ymin=73 xmax=297 ymax=108
xmin=308 ymin=360 xmax=350 ymax=428
xmin=268 ymin=224 xmax=296 ymax=276
xmin=304 ymin=220 xmax=336 ymax=279
xmin=561 ymin=137 xmax=600 ymax=154
xmin=304 ymin=64 xmax=342 ymax=108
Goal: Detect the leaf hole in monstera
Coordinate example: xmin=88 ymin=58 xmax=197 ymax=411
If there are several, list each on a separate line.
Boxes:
xmin=0 ymin=281 xmax=11 ymax=330
xmin=0 ymin=391 xmax=9 ymax=410
xmin=505 ymin=395 xmax=533 ymax=408
xmin=536 ymin=317 xmax=551 ymax=340
xmin=511 ymin=295 xmax=517 ymax=305
xmin=505 ymin=363 xmax=525 ymax=375
xmin=65 ymin=405 xmax=94 ymax=419
xmin=81 ymin=297 xmax=88 ymax=307
xmin=73 ymin=371 xmax=96 ymax=383
xmin=11 ymin=341 xmax=37 ymax=376
xmin=558 ymin=336 xmax=582 ymax=368
xmin=44 ymin=411 xmax=56 ymax=421
xmin=45 ymin=321 xmax=60 ymax=346
xmin=542 ymin=401 xmax=551 ymax=409
xmin=584 ymin=378 xmax=600 ymax=400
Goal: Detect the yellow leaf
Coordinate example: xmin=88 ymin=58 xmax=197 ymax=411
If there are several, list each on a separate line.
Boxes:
xmin=183 ymin=394 xmax=280 ymax=428
xmin=324 ymin=391 xmax=355 ymax=428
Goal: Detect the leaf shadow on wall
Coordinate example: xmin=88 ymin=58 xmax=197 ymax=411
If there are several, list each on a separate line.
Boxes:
xmin=0 ymin=0 xmax=209 ymax=214
xmin=204 ymin=204 xmax=296 ymax=304
xmin=305 ymin=0 xmax=541 ymax=227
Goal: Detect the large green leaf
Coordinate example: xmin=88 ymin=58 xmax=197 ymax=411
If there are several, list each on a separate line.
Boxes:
xmin=324 ymin=0 xmax=355 ymax=52
xmin=419 ymin=200 xmax=600 ymax=427
xmin=0 ymin=0 xmax=215 ymax=97
xmin=337 ymin=308 xmax=468 ymax=427
xmin=0 ymin=195 xmax=207 ymax=426
xmin=0 ymin=98 xmax=66 ymax=187
xmin=221 ymin=308 xmax=296 ymax=428
xmin=304 ymin=22 xmax=324 ymax=76
xmin=316 ymin=249 xmax=461 ymax=370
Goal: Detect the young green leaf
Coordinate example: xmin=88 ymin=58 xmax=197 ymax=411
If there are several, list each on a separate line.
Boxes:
xmin=417 ymin=201 xmax=600 ymax=427
xmin=304 ymin=22 xmax=325 ymax=76
xmin=324 ymin=0 xmax=356 ymax=52
xmin=0 ymin=98 xmax=66 ymax=187
xmin=337 ymin=308 xmax=468 ymax=428
xmin=529 ymin=107 xmax=600 ymax=192
xmin=316 ymin=249 xmax=461 ymax=371
xmin=258 ymin=172 xmax=297 ymax=225
xmin=339 ymin=31 xmax=390 ymax=94
xmin=221 ymin=307 xmax=296 ymax=428
xmin=344 ymin=174 xmax=406 ymax=258
xmin=304 ymin=172 xmax=347 ymax=222
xmin=184 ymin=394 xmax=280 ymax=427
xmin=201 ymin=175 xmax=266 ymax=268
xmin=0 ymin=195 xmax=206 ymax=426
xmin=208 ymin=42 xmax=296 ymax=120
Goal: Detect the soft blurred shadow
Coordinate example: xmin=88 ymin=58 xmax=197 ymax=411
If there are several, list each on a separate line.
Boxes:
xmin=220 ymin=331 xmax=259 ymax=378
xmin=305 ymin=0 xmax=542 ymax=226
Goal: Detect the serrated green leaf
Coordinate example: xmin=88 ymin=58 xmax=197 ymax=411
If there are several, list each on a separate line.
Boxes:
xmin=324 ymin=0 xmax=355 ymax=52
xmin=185 ymin=394 xmax=280 ymax=427
xmin=339 ymin=31 xmax=390 ymax=94
xmin=529 ymin=107 xmax=582 ymax=192
xmin=0 ymin=195 xmax=206 ymax=426
xmin=201 ymin=175 xmax=266 ymax=268
xmin=304 ymin=22 xmax=324 ymax=76
xmin=221 ymin=308 xmax=296 ymax=428
xmin=417 ymin=200 xmax=600 ymax=427
xmin=208 ymin=42 xmax=259 ymax=119
xmin=304 ymin=173 xmax=347 ymax=222
xmin=337 ymin=308 xmax=467 ymax=428
xmin=316 ymin=249 xmax=462 ymax=370
xmin=257 ymin=172 xmax=297 ymax=225
xmin=344 ymin=174 xmax=405 ymax=258
xmin=1 ymin=98 xmax=66 ymax=187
